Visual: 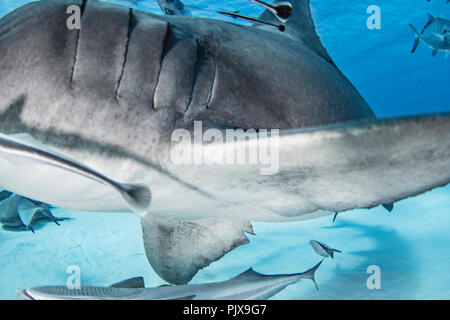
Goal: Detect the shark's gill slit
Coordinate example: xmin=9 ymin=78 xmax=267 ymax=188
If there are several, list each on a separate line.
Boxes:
xmin=184 ymin=39 xmax=204 ymax=116
xmin=152 ymin=23 xmax=172 ymax=111
xmin=69 ymin=0 xmax=88 ymax=89
xmin=115 ymin=8 xmax=136 ymax=101
xmin=206 ymin=56 xmax=217 ymax=109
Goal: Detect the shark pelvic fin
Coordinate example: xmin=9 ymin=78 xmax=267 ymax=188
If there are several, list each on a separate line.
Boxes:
xmin=141 ymin=215 xmax=254 ymax=284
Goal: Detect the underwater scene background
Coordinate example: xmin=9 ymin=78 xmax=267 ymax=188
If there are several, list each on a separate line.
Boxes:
xmin=0 ymin=0 xmax=449 ymax=299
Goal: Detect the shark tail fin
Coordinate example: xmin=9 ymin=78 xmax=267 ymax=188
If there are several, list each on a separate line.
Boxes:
xmin=141 ymin=215 xmax=254 ymax=284
xmin=409 ymin=24 xmax=420 ymax=53
xmin=300 ymin=259 xmax=324 ymax=291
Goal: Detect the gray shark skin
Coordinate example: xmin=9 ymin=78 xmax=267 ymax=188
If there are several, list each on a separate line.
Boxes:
xmin=0 ymin=0 xmax=449 ymax=285
xmin=409 ymin=14 xmax=450 ymax=56
xmin=17 ymin=260 xmax=323 ymax=300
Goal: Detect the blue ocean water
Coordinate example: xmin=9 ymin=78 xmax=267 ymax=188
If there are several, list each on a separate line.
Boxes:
xmin=0 ymin=0 xmax=449 ymax=299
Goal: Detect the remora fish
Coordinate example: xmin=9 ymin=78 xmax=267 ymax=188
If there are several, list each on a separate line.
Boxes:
xmin=0 ymin=0 xmax=449 ymax=285
xmin=17 ymin=260 xmax=323 ymax=300
xmin=0 ymin=133 xmax=151 ymax=215
xmin=409 ymin=14 xmax=450 ymax=56
xmin=246 ymin=0 xmax=293 ymax=23
xmin=310 ymin=240 xmax=341 ymax=259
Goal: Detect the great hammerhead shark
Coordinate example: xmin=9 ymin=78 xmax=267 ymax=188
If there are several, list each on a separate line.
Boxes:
xmin=0 ymin=0 xmax=449 ymax=285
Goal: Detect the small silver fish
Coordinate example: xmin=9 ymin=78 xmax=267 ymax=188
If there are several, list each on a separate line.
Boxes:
xmin=17 ymin=260 xmax=323 ymax=300
xmin=310 ymin=240 xmax=341 ymax=259
xmin=409 ymin=14 xmax=450 ymax=57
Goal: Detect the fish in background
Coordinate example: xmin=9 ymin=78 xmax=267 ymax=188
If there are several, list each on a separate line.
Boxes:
xmin=18 ymin=260 xmax=323 ymax=300
xmin=310 ymin=240 xmax=341 ymax=259
xmin=0 ymin=190 xmax=63 ymax=232
xmin=155 ymin=0 xmax=207 ymax=16
xmin=156 ymin=0 xmax=187 ymax=15
xmin=409 ymin=14 xmax=450 ymax=57
xmin=427 ymin=0 xmax=449 ymax=4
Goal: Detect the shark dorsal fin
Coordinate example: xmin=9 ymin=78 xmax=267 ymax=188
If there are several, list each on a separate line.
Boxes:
xmin=110 ymin=277 xmax=145 ymax=288
xmin=257 ymin=0 xmax=335 ymax=65
xmin=229 ymin=268 xmax=267 ymax=282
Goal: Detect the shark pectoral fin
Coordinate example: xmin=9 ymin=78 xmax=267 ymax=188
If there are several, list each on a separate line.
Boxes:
xmin=110 ymin=277 xmax=145 ymax=288
xmin=290 ymin=113 xmax=450 ymax=211
xmin=206 ymin=114 xmax=450 ymax=216
xmin=432 ymin=48 xmax=438 ymax=57
xmin=0 ymin=132 xmax=151 ymax=214
xmin=141 ymin=215 xmax=254 ymax=284
xmin=273 ymin=114 xmax=450 ymax=213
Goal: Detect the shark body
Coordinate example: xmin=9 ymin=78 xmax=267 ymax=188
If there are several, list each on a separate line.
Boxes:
xmin=0 ymin=0 xmax=449 ymax=284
